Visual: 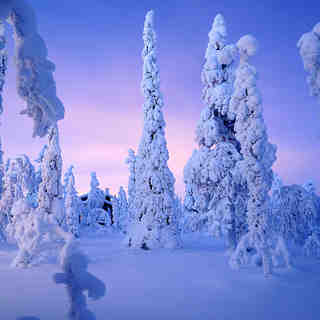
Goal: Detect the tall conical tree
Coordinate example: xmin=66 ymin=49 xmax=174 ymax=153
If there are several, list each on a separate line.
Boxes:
xmin=65 ymin=166 xmax=80 ymax=238
xmin=38 ymin=125 xmax=64 ymax=223
xmin=126 ymin=11 xmax=180 ymax=249
xmin=183 ymin=14 xmax=246 ymax=248
xmin=0 ymin=21 xmax=7 ymax=200
xmin=229 ymin=35 xmax=277 ymax=276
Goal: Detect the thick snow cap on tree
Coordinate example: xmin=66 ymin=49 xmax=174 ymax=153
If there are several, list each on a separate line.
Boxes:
xmin=7 ymin=0 xmax=64 ymax=137
xmin=236 ymin=34 xmax=258 ymax=61
xmin=126 ymin=10 xmax=181 ymax=249
xmin=297 ymin=22 xmax=320 ymax=100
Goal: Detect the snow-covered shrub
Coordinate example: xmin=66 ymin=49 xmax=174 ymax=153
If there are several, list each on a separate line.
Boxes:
xmin=7 ymin=0 xmax=65 ymax=137
xmin=8 ymin=200 xmax=65 ymax=268
xmin=297 ymin=22 xmax=320 ymax=101
xmin=125 ymin=11 xmax=181 ymax=249
xmin=183 ymin=14 xmax=246 ymax=249
xmin=229 ymin=35 xmax=277 ymax=276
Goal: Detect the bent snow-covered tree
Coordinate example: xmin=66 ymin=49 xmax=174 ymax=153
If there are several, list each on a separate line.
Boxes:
xmin=0 ymin=0 xmax=65 ymax=137
xmin=298 ymin=22 xmax=320 ymax=102
xmin=229 ymin=35 xmax=277 ymax=276
xmin=126 ymin=11 xmax=180 ymax=249
xmin=183 ymin=14 xmax=247 ymax=249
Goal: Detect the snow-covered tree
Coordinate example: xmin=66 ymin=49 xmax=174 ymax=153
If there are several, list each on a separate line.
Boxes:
xmin=87 ymin=172 xmax=105 ymax=211
xmin=229 ymin=35 xmax=277 ymax=276
xmin=7 ymin=0 xmax=65 ymax=137
xmin=112 ymin=186 xmax=128 ymax=233
xmin=271 ymin=184 xmax=319 ymax=246
xmin=183 ymin=14 xmax=246 ymax=249
xmin=37 ymin=125 xmax=64 ymax=224
xmin=297 ymin=22 xmax=320 ymax=102
xmin=0 ymin=20 xmax=7 ymax=115
xmin=125 ymin=11 xmax=181 ymax=249
xmin=9 ymin=126 xmax=66 ymax=267
xmin=126 ymin=148 xmax=136 ymax=206
xmin=0 ymin=154 xmax=36 ymax=231
xmin=0 ymin=138 xmax=4 ymax=199
xmin=304 ymin=227 xmax=320 ymax=259
xmin=64 ymin=166 xmax=80 ymax=238
xmin=34 ymin=144 xmax=48 ymax=191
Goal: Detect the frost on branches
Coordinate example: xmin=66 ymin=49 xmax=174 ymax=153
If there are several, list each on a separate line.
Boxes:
xmin=183 ymin=14 xmax=246 ymax=249
xmin=7 ymin=0 xmax=65 ymax=137
xmin=298 ymin=22 xmax=320 ymax=102
xmin=229 ymin=35 xmax=277 ymax=276
xmin=125 ymin=11 xmax=181 ymax=249
xmin=64 ymin=166 xmax=80 ymax=238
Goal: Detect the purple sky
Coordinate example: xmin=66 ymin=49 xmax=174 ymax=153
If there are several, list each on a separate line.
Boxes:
xmin=1 ymin=0 xmax=320 ymax=196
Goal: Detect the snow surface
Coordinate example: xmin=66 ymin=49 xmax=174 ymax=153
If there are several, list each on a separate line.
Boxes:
xmin=0 ymin=233 xmax=319 ymax=320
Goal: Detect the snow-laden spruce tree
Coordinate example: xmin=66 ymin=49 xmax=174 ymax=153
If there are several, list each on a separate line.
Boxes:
xmin=271 ymin=184 xmax=319 ymax=246
xmin=7 ymin=0 xmax=65 ymax=137
xmin=0 ymin=20 xmax=7 ymax=116
xmin=0 ymin=21 xmax=7 ymax=202
xmin=126 ymin=149 xmax=136 ymax=205
xmin=9 ymin=125 xmax=66 ymax=267
xmin=112 ymin=186 xmax=128 ymax=234
xmin=183 ymin=14 xmax=247 ymax=249
xmin=38 ymin=125 xmax=64 ymax=223
xmin=0 ymin=154 xmax=36 ymax=231
xmin=64 ymin=166 xmax=81 ymax=238
xmin=82 ymin=172 xmax=106 ymax=229
xmin=63 ymin=165 xmax=74 ymax=196
xmin=228 ymin=35 xmax=277 ymax=276
xmin=125 ymin=11 xmax=180 ymax=249
xmin=0 ymin=138 xmax=4 ymax=200
xmin=34 ymin=144 xmax=48 ymax=190
xmin=298 ymin=22 xmax=320 ymax=102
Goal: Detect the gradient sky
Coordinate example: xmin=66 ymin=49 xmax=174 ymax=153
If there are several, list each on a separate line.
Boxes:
xmin=1 ymin=0 xmax=320 ymax=196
